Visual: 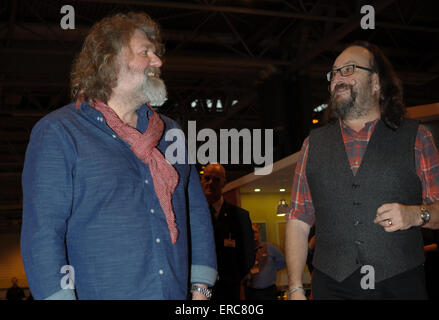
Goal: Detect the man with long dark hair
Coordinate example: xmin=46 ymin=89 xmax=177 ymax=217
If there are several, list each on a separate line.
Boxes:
xmin=21 ymin=12 xmax=217 ymax=300
xmin=285 ymin=41 xmax=439 ymax=300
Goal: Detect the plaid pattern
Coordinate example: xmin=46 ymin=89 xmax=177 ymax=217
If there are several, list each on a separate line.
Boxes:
xmin=286 ymin=119 xmax=439 ymax=226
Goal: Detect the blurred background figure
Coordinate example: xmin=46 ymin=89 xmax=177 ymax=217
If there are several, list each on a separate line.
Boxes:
xmin=201 ymin=163 xmax=254 ymax=300
xmin=6 ymin=277 xmax=25 ymax=301
xmin=245 ymin=224 xmax=285 ymax=300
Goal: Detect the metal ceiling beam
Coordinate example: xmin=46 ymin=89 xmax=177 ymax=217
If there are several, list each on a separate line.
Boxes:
xmin=77 ymin=0 xmax=348 ymax=23
xmin=6 ymin=23 xmax=238 ymax=44
xmin=4 ymin=23 xmax=436 ymax=59
xmin=75 ymin=0 xmax=439 ymax=33
xmin=0 ymin=47 xmax=291 ymax=68
xmin=5 ymin=0 xmax=18 ymax=47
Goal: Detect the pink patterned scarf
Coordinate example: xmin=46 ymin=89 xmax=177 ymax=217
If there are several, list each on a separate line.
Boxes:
xmin=78 ymin=99 xmax=179 ymax=244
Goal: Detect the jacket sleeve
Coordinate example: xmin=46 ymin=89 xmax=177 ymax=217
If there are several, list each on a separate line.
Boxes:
xmin=238 ymin=208 xmax=255 ymax=278
xmin=21 ymin=119 xmax=77 ymax=300
xmin=187 ymin=164 xmax=218 ymax=286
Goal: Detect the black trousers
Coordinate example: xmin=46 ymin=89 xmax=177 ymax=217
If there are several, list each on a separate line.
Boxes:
xmin=212 ymin=281 xmax=241 ymax=300
xmin=312 ymin=265 xmax=428 ymax=300
xmin=245 ymin=285 xmax=278 ymax=300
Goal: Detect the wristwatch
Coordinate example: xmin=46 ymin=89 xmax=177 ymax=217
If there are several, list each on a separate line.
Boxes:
xmin=420 ymin=205 xmax=431 ymax=226
xmin=190 ymin=285 xmax=212 ymax=299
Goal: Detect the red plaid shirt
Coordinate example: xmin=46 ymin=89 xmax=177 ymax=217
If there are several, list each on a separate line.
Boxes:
xmin=286 ymin=118 xmax=439 ymax=226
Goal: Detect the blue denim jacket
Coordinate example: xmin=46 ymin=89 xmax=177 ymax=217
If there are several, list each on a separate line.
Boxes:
xmin=21 ymin=102 xmax=217 ymax=300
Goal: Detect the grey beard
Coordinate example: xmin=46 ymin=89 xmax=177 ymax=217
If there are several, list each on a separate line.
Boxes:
xmin=128 ymin=74 xmax=168 ymax=107
xmin=141 ymin=76 xmax=168 ymax=107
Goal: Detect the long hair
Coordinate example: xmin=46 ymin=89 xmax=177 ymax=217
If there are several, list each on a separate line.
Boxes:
xmin=326 ymin=41 xmax=406 ymax=130
xmin=70 ymin=12 xmax=163 ymax=104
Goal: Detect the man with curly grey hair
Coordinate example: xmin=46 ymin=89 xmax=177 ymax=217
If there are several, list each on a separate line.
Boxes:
xmin=21 ymin=12 xmax=217 ymax=300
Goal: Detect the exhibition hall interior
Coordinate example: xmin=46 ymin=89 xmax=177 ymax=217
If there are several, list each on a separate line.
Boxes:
xmin=0 ymin=0 xmax=438 ymax=301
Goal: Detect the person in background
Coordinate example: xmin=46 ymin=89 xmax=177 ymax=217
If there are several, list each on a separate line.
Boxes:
xmin=6 ymin=277 xmax=25 ymax=301
xmin=201 ymin=163 xmax=254 ymax=300
xmin=245 ymin=224 xmax=285 ymax=300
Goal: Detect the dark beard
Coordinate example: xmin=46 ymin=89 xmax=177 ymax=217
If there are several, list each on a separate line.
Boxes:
xmin=328 ymin=80 xmax=373 ymax=121
xmin=328 ymin=83 xmax=357 ymax=120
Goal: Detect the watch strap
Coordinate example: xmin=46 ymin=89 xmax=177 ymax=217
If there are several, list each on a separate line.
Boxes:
xmin=190 ymin=285 xmax=212 ymax=299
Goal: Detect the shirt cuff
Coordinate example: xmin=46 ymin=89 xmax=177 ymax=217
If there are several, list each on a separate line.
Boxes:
xmin=44 ymin=289 xmax=77 ymax=300
xmin=191 ymin=265 xmax=218 ymax=287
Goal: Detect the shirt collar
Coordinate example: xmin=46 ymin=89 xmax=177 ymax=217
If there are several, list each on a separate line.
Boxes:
xmin=77 ymin=101 xmax=152 ymax=117
xmin=136 ymin=104 xmax=153 ymax=119
xmin=339 ymin=117 xmax=380 ymax=135
xmin=77 ymin=101 xmax=153 ymax=131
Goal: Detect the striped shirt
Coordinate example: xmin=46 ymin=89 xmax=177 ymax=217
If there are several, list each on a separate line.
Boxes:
xmin=286 ymin=118 xmax=439 ymax=226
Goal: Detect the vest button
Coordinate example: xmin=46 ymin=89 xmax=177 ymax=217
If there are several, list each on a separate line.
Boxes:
xmin=354 ymin=240 xmax=363 ymax=245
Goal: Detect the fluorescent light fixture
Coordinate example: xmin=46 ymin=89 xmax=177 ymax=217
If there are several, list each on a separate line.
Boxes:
xmin=279 ymin=188 xmax=286 ymax=192
xmin=254 ymin=188 xmax=261 ymax=192
xmin=313 ymin=103 xmax=328 ymax=113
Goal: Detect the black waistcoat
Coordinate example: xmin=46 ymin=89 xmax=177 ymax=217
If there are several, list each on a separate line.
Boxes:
xmin=307 ymin=119 xmax=424 ymax=282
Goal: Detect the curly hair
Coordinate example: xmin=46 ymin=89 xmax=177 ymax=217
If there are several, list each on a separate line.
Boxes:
xmin=70 ymin=12 xmax=164 ymax=104
xmin=327 ymin=41 xmax=406 ymax=130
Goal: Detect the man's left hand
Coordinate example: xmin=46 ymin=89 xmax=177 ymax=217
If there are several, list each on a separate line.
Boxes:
xmin=375 ymin=203 xmax=422 ymax=232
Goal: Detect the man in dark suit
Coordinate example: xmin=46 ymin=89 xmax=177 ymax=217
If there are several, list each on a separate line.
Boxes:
xmin=201 ymin=163 xmax=255 ymax=300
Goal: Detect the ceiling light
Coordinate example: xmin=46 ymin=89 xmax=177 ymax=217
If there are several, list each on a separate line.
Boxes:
xmin=313 ymin=103 xmax=328 ymax=113
xmin=279 ymin=188 xmax=286 ymax=192
xmin=254 ymin=188 xmax=261 ymax=192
